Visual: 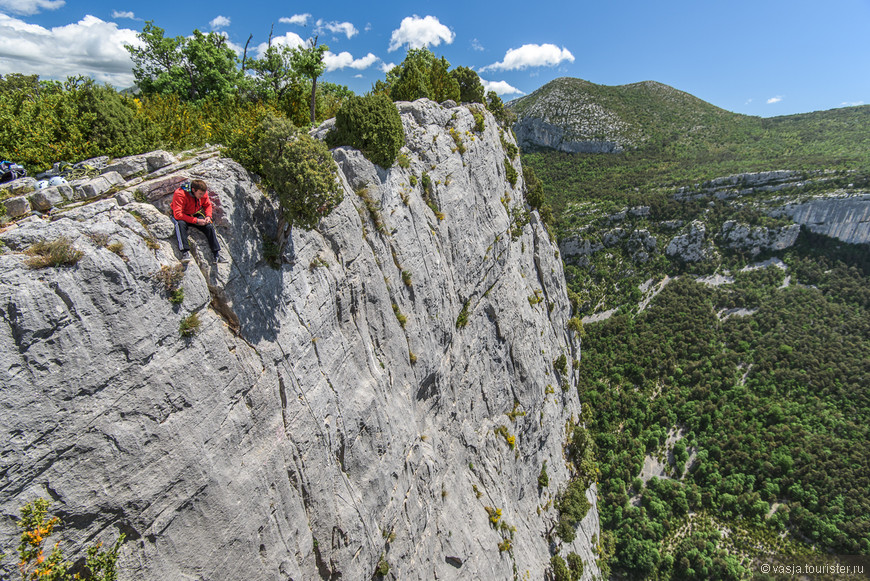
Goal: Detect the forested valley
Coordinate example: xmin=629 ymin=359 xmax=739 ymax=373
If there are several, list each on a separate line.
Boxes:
xmin=521 ymin=81 xmax=870 ymax=579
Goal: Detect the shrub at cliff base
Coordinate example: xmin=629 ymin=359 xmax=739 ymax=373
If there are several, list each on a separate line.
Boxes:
xmin=327 ymin=93 xmax=405 ymax=168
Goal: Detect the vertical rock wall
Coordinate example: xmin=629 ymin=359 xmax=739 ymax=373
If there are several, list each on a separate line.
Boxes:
xmin=0 ymin=100 xmax=598 ymax=580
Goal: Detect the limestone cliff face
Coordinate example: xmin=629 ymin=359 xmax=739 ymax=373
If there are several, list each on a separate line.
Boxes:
xmin=0 ymin=100 xmax=598 ymax=580
xmin=774 ymin=193 xmax=870 ymax=245
xmin=513 ymin=116 xmax=625 ymax=154
xmin=559 ymin=171 xmax=869 ymax=267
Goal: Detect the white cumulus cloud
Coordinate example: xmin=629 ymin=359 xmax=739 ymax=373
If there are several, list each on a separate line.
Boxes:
xmin=388 ymin=15 xmax=454 ymax=52
xmin=481 ymin=43 xmax=574 ymax=72
xmin=111 ymin=10 xmax=136 ymax=20
xmin=209 ymin=15 xmax=230 ymax=30
xmin=767 ymin=96 xmax=783 ymax=104
xmin=481 ymin=79 xmax=524 ymax=96
xmin=840 ymin=100 xmax=864 ymax=107
xmin=317 ymin=20 xmax=358 ymax=39
xmin=471 ymin=38 xmax=484 ymax=52
xmin=280 ymin=14 xmax=310 ymax=26
xmin=0 ymin=0 xmax=64 ymax=16
xmin=255 ymin=32 xmax=305 ymax=58
xmin=380 ymin=61 xmax=396 ymax=73
xmin=323 ymin=51 xmax=377 ymax=72
xmin=0 ymin=13 xmax=139 ymax=87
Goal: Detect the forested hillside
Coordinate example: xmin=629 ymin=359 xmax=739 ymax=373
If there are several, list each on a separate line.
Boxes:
xmin=580 ymin=236 xmax=869 ymax=578
xmin=517 ymin=78 xmax=870 ymax=578
xmin=518 ymin=79 xmax=870 ymax=225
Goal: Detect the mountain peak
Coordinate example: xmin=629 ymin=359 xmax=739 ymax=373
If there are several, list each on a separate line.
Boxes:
xmin=509 ymin=76 xmax=735 ymax=153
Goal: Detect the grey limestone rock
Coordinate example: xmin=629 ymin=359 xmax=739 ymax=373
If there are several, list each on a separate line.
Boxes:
xmin=145 ymin=150 xmax=177 ymax=172
xmin=0 ymin=177 xmax=37 ymax=196
xmin=514 ymin=116 xmax=624 ymax=153
xmin=73 ymin=171 xmax=126 ymax=200
xmin=776 ymin=193 xmax=870 ymax=245
xmin=660 ymin=219 xmax=684 ymax=230
xmin=559 ymin=236 xmax=602 ymax=267
xmin=2 ymin=195 xmax=30 ymax=218
xmin=603 ymin=228 xmax=627 ymax=247
xmin=720 ymin=220 xmax=801 ymax=256
xmin=675 ymin=170 xmax=805 ymax=200
xmin=102 ymin=150 xmax=177 ymax=178
xmin=627 ymin=229 xmax=657 ymax=262
xmin=0 ymin=101 xmax=599 ymax=580
xmin=27 ymin=185 xmax=70 ymax=211
xmin=129 ymin=174 xmax=189 ymax=207
xmin=666 ymin=220 xmax=715 ymax=262
xmin=80 ymin=155 xmax=110 ymax=169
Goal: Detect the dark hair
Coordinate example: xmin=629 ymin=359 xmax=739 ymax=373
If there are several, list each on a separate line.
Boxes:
xmin=190 ymin=179 xmax=208 ymax=193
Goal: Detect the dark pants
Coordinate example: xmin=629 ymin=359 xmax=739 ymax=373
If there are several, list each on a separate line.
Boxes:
xmin=172 ymin=217 xmax=220 ymax=254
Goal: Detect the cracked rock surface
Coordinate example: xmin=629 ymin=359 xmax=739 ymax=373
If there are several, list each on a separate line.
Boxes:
xmin=0 ymin=99 xmax=598 ymax=580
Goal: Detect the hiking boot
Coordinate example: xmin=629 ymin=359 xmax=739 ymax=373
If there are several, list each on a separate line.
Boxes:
xmin=180 ymin=250 xmax=192 ymax=263
xmin=214 ymin=252 xmax=229 ymax=264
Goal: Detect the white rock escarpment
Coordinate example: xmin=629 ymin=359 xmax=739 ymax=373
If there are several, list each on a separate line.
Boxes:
xmin=0 ymin=100 xmax=598 ymax=580
xmin=777 ymin=193 xmax=870 ymax=245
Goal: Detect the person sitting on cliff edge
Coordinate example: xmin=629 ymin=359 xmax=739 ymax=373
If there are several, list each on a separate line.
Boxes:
xmin=171 ymin=179 xmax=227 ymax=264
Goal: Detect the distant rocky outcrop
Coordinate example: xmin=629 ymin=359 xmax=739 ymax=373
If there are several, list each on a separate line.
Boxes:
xmin=509 ymin=78 xmax=636 ymax=153
xmin=0 ymin=100 xmax=599 ymax=580
xmin=674 ymin=170 xmax=805 ymax=201
xmin=666 ymin=220 xmax=716 ymax=262
xmin=719 ymin=221 xmax=801 ymax=256
xmin=558 ymin=170 xmax=869 ymax=268
xmin=513 ymin=117 xmax=625 ymax=154
xmin=775 ymin=193 xmax=870 ymax=245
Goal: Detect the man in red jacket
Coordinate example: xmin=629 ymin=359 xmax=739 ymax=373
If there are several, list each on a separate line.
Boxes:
xmin=170 ymin=179 xmax=227 ymax=263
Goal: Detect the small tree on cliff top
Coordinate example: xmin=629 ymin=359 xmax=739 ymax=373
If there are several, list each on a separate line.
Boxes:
xmin=327 ymin=93 xmax=405 ymax=168
xmin=253 ymin=114 xmax=342 ymax=253
xmin=288 ymin=37 xmax=328 ymax=126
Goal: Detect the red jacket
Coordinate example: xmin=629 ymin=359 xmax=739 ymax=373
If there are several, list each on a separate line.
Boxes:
xmin=171 ymin=187 xmax=213 ymax=225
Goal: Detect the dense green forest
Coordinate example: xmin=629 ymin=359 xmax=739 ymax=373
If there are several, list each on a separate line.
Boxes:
xmin=575 ymin=234 xmax=869 ymax=578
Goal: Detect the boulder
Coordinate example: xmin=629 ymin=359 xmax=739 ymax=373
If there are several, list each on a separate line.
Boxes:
xmin=145 ymin=150 xmax=177 ymax=172
xmin=2 ymin=195 xmax=30 ymax=218
xmin=102 ymin=151 xmax=176 ymax=179
xmin=0 ymin=177 xmax=37 ymax=196
xmin=28 ymin=185 xmax=70 ymax=211
xmin=73 ymin=171 xmax=126 ymax=200
xmin=720 ymin=220 xmax=801 ymax=256
xmin=666 ymin=220 xmax=713 ymax=262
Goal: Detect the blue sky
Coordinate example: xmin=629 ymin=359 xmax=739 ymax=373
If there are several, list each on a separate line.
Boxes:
xmin=1 ymin=0 xmax=868 ymax=117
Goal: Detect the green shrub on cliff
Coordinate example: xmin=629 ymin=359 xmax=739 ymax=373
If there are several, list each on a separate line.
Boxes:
xmin=327 ymin=93 xmax=405 ymax=168
xmin=0 ymin=76 xmax=146 ymax=173
xmin=25 ymin=238 xmax=83 ymax=269
xmin=254 ymin=114 xmax=342 ymax=252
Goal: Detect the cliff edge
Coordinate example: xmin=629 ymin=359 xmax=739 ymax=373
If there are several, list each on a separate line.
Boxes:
xmin=0 ymin=100 xmax=598 ymax=580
